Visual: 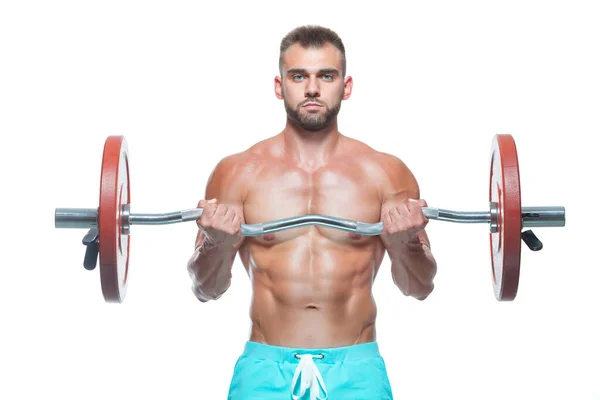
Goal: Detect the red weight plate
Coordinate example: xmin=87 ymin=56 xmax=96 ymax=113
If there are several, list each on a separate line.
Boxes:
xmin=489 ymin=134 xmax=521 ymax=301
xmin=98 ymin=136 xmax=130 ymax=303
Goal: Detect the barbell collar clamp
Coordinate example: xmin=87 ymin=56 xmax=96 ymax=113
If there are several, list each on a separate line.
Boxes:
xmin=82 ymin=228 xmax=100 ymax=271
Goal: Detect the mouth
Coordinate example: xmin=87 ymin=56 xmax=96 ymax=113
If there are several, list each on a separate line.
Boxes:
xmin=303 ymin=102 xmax=323 ymax=108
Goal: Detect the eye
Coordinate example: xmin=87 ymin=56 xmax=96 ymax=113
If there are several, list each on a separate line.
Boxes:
xmin=322 ymin=74 xmax=334 ymax=81
xmin=292 ymin=75 xmax=304 ymax=81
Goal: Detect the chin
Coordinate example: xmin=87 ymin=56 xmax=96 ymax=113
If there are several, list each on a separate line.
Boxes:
xmin=300 ymin=120 xmax=330 ymax=131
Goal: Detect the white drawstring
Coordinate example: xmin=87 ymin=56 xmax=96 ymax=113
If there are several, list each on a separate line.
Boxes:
xmin=291 ymin=354 xmax=328 ymax=400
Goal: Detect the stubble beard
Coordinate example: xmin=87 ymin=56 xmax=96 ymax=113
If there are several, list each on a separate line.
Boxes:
xmin=283 ymin=90 xmax=343 ymax=132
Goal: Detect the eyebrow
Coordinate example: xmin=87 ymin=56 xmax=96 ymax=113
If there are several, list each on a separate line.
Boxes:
xmin=286 ymin=68 xmax=340 ymax=76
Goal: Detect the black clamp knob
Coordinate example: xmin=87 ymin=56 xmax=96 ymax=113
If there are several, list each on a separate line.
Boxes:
xmin=521 ymin=229 xmax=543 ymax=251
xmin=82 ymin=228 xmax=99 ymax=270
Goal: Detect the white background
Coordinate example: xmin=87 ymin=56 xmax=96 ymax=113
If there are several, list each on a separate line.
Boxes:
xmin=1 ymin=1 xmax=598 ymax=399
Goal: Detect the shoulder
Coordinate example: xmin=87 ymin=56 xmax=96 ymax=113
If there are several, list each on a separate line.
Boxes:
xmin=344 ymin=137 xmax=419 ymax=199
xmin=373 ymin=152 xmax=417 ymax=185
xmin=210 ymin=151 xmax=260 ymax=177
xmin=205 ymin=138 xmax=275 ymax=201
xmin=209 ymin=136 xmax=277 ymax=179
xmin=204 ymin=151 xmax=260 ymax=203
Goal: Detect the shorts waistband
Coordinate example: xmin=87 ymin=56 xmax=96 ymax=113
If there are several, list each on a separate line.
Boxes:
xmin=239 ymin=340 xmax=382 ymax=364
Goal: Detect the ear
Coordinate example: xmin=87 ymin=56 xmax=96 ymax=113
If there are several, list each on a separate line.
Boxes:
xmin=342 ymin=75 xmax=353 ymax=100
xmin=274 ymin=75 xmax=283 ymax=99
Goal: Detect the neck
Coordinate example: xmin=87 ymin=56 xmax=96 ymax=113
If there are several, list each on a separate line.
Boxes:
xmin=281 ymin=118 xmax=342 ymax=170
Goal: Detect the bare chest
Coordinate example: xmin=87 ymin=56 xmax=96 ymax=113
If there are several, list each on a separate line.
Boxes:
xmin=242 ymin=163 xmax=382 ymax=245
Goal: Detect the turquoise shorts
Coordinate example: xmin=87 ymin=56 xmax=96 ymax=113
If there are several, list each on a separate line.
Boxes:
xmin=227 ymin=341 xmax=394 ymax=399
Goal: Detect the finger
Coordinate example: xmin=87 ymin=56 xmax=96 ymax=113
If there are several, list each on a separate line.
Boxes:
xmin=411 ymin=201 xmax=429 ymax=226
xmin=407 ymin=198 xmax=422 ymax=210
xmin=233 ymin=214 xmax=244 ymax=236
xmin=222 ymin=207 xmax=238 ymax=234
xmin=389 ymin=205 xmax=403 ymax=221
xmin=197 ymin=199 xmax=218 ymax=220
xmin=223 ymin=206 xmax=235 ymax=223
xmin=232 ymin=213 xmax=243 ymax=234
xmin=407 ymin=199 xmax=426 ymax=217
xmin=383 ymin=208 xmax=393 ymax=226
xmin=418 ymin=199 xmax=430 ymax=224
xmin=395 ymin=201 xmax=412 ymax=219
xmin=234 ymin=212 xmax=244 ymax=227
xmin=215 ymin=205 xmax=237 ymax=232
xmin=197 ymin=198 xmax=217 ymax=208
xmin=198 ymin=203 xmax=219 ymax=227
xmin=399 ymin=201 xmax=427 ymax=229
xmin=387 ymin=207 xmax=406 ymax=233
xmin=213 ymin=204 xmax=229 ymax=220
xmin=203 ymin=202 xmax=219 ymax=218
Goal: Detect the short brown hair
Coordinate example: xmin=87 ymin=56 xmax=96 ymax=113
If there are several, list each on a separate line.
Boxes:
xmin=279 ymin=25 xmax=346 ymax=77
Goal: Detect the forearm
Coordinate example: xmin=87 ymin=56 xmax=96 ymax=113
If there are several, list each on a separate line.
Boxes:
xmin=186 ymin=237 xmax=237 ymax=302
xmin=389 ymin=240 xmax=437 ymax=300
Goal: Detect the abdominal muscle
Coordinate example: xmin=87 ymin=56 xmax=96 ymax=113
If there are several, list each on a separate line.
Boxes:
xmin=240 ymin=229 xmax=385 ymax=349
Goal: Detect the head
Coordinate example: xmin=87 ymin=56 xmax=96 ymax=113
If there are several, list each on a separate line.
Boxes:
xmin=275 ymin=25 xmax=353 ymax=132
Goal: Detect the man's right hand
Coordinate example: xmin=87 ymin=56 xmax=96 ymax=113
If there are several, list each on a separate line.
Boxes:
xmin=196 ymin=198 xmax=244 ymax=247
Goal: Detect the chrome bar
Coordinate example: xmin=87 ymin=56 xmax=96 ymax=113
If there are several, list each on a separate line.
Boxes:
xmin=422 ymin=207 xmax=490 ymax=223
xmin=54 ymin=205 xmax=566 ymax=234
xmin=240 ymin=214 xmax=383 ymax=237
xmin=129 ymin=208 xmax=204 ymax=225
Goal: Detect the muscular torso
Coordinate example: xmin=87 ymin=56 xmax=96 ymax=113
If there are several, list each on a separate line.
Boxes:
xmin=232 ymin=135 xmax=402 ymax=349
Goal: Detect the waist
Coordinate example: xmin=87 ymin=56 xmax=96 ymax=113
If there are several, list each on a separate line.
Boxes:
xmin=248 ymin=302 xmax=377 ymax=348
xmin=239 ymin=340 xmax=382 ymax=364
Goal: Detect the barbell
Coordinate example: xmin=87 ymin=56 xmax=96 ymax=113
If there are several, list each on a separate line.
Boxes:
xmin=54 ymin=134 xmax=565 ymax=303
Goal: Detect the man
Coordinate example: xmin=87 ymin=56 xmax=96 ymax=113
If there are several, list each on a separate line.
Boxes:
xmin=187 ymin=25 xmax=437 ymax=400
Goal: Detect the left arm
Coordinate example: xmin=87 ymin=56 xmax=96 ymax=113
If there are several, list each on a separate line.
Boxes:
xmin=387 ymin=230 xmax=437 ymax=300
xmin=378 ymin=154 xmax=438 ymax=300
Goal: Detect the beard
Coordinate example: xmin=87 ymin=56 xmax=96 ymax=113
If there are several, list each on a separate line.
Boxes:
xmin=283 ymin=91 xmax=343 ymax=132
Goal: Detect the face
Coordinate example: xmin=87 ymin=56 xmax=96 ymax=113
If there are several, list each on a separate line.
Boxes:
xmin=275 ymin=43 xmax=352 ymax=131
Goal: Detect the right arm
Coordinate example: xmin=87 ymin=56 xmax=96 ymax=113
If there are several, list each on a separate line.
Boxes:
xmin=186 ymin=154 xmax=248 ymax=302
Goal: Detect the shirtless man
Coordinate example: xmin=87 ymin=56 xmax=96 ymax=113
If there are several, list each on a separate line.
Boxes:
xmin=187 ymin=25 xmax=438 ymax=400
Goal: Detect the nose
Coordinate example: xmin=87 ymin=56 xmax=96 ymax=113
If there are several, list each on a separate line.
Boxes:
xmin=305 ymin=76 xmax=320 ymax=99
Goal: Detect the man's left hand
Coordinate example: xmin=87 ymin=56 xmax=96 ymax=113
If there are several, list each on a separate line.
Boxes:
xmin=380 ymin=198 xmax=429 ymax=249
